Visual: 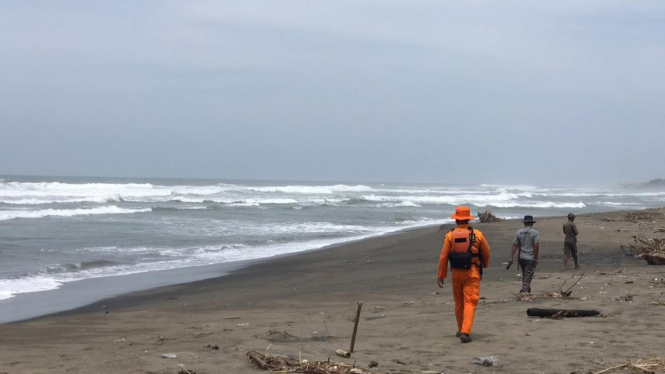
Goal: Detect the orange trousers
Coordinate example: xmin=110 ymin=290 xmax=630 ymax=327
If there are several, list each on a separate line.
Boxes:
xmin=451 ymin=269 xmax=481 ymax=334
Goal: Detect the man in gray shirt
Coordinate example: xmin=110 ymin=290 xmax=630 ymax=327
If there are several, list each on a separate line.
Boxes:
xmin=563 ymin=213 xmax=580 ymax=269
xmin=508 ymin=215 xmax=540 ymax=293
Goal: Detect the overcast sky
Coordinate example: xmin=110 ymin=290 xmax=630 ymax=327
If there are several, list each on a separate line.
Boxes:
xmin=1 ymin=1 xmax=663 ymax=186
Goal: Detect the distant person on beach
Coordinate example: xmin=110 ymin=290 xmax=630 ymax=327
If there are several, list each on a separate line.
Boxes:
xmin=508 ymin=215 xmax=540 ymax=293
xmin=563 ymin=213 xmax=580 ymax=269
xmin=437 ymin=206 xmax=491 ymax=344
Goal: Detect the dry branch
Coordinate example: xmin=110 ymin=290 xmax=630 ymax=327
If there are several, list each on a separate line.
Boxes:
xmin=623 ymin=236 xmax=665 ymax=255
xmin=593 ymin=358 xmax=665 ymax=374
xmin=562 ymin=273 xmax=585 ymax=296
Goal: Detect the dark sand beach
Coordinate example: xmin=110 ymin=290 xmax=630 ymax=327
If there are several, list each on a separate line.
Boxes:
xmin=2 ymin=209 xmax=664 ymax=374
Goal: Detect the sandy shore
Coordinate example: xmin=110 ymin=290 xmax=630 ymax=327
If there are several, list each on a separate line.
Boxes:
xmin=2 ymin=209 xmax=665 ymax=374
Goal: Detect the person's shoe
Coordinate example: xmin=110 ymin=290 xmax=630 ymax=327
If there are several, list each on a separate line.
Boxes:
xmin=575 ymin=264 xmax=580 ymax=269
xmin=460 ymin=333 xmax=472 ymax=343
xmin=456 ymin=331 xmax=462 ymax=337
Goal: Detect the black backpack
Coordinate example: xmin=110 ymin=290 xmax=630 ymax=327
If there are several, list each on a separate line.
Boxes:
xmin=448 ymin=227 xmax=484 ymax=277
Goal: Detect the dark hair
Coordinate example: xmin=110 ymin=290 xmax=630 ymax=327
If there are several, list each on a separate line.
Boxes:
xmin=456 ymin=219 xmax=470 ymax=225
xmin=567 ymin=213 xmax=575 ymax=220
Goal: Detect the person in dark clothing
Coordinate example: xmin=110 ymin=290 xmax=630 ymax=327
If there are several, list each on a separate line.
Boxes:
xmin=563 ymin=213 xmax=580 ymax=269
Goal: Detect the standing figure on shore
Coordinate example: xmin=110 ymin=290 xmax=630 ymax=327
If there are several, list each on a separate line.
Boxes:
xmin=437 ymin=206 xmax=491 ymax=344
xmin=508 ymin=215 xmax=540 ymax=293
xmin=563 ymin=213 xmax=580 ymax=269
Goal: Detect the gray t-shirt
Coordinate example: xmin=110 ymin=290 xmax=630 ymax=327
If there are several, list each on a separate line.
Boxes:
xmin=513 ymin=227 xmax=540 ymax=261
xmin=563 ymin=222 xmax=578 ymax=243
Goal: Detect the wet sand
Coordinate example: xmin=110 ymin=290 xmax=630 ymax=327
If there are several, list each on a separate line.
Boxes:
xmin=1 ymin=209 xmax=664 ymax=374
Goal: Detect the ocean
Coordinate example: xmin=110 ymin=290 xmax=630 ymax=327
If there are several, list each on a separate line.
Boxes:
xmin=1 ymin=175 xmax=663 ymax=321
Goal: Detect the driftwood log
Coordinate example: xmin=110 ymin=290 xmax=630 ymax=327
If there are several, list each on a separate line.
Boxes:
xmin=247 ymin=350 xmax=269 ymax=369
xmin=527 ymin=308 xmax=600 ymax=318
xmin=644 ymin=253 xmax=665 ymax=265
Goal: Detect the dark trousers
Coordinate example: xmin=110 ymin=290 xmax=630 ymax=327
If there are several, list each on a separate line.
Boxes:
xmin=519 ymin=259 xmax=536 ymax=293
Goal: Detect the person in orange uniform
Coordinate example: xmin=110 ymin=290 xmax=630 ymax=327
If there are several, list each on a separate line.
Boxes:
xmin=437 ymin=206 xmax=491 ymax=343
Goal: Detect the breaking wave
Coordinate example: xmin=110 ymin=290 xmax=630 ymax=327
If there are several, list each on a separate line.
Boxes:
xmin=0 ymin=206 xmax=151 ymax=221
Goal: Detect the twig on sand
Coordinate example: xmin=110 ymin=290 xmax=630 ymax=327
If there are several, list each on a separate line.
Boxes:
xmin=323 ymin=321 xmax=331 ymax=337
xmin=562 ymin=273 xmax=585 ymax=296
xmin=177 ymin=365 xmax=194 ymax=374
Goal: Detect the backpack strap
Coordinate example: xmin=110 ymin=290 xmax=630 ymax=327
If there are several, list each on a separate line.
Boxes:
xmin=468 ymin=227 xmax=484 ymax=279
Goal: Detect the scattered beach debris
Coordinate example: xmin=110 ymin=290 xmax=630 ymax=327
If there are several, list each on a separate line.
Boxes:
xmin=368 ymin=360 xmax=378 ymax=368
xmin=526 ymin=308 xmax=600 ymax=319
xmin=246 ymin=350 xmax=367 ymax=373
xmin=614 ymin=294 xmax=634 ymax=302
xmin=514 ymin=291 xmax=580 ymax=302
xmin=592 ymin=358 xmax=665 ymax=374
xmin=203 ymin=344 xmax=219 ymax=350
xmin=473 ymin=356 xmax=498 ymax=366
xmin=514 ymin=274 xmax=585 ymax=302
xmin=161 ymin=353 xmax=177 ymax=359
xmin=651 ymin=301 xmax=665 ymax=306
xmin=393 ymin=359 xmax=407 ymax=365
xmin=336 ymin=349 xmax=351 ymax=358
xmin=624 ymin=210 xmax=664 ymax=223
xmin=477 ymin=211 xmax=504 ymax=223
xmin=252 ymin=329 xmax=296 ymax=341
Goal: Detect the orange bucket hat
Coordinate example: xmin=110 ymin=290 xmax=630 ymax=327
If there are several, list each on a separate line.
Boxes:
xmin=450 ymin=206 xmax=475 ymax=221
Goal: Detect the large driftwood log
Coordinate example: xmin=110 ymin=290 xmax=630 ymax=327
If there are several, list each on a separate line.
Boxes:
xmin=527 ymin=308 xmax=600 ymax=318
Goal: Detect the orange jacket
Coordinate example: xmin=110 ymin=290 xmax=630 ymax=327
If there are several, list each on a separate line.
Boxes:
xmin=438 ymin=224 xmax=491 ymax=279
